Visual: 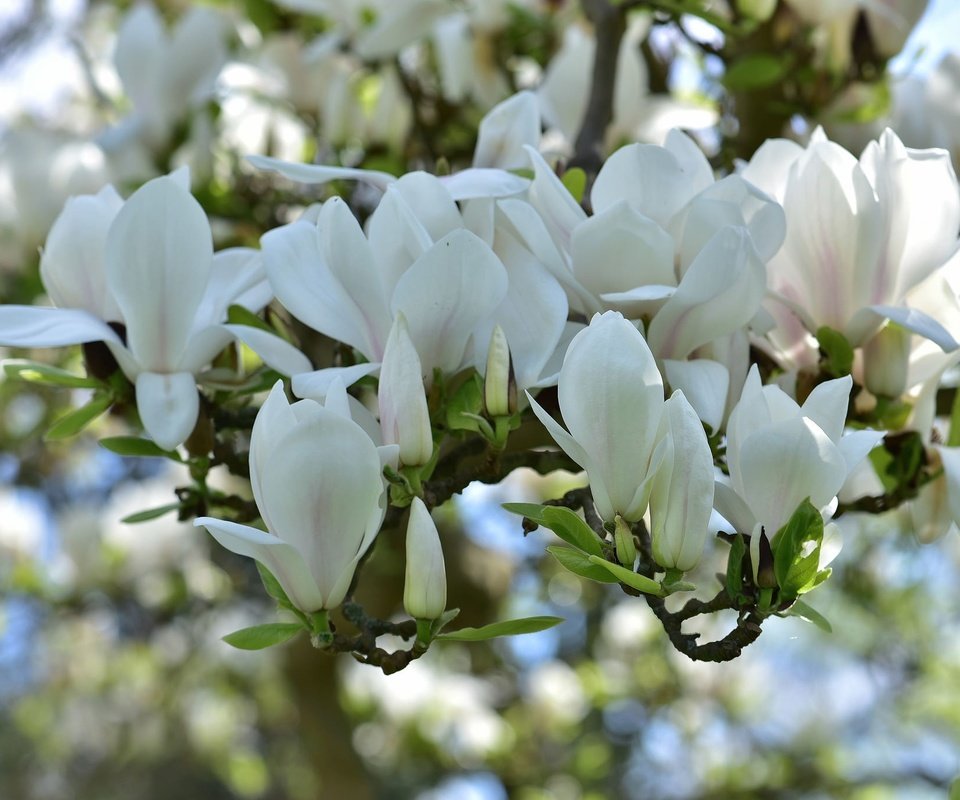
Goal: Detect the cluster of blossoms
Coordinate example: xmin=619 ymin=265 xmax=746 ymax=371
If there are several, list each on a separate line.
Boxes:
xmin=2 ymin=77 xmax=958 ymax=666
xmin=2 ymin=0 xmax=959 ymax=668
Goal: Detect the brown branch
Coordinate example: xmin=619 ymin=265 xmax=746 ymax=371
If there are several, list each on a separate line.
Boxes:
xmin=570 ymin=0 xmax=628 ymax=182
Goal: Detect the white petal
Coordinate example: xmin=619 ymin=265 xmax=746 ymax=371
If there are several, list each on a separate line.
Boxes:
xmin=221 ymin=324 xmax=312 ymax=376
xmin=836 ymin=429 xmax=885 ymax=473
xmin=662 ymin=359 xmax=729 ymax=433
xmin=195 ymin=516 xmax=325 ymax=612
xmin=474 ymin=91 xmax=541 ymax=170
xmin=261 ymin=215 xmax=385 ymax=359
xmin=165 ymin=7 xmax=226 ymax=109
xmin=40 ymin=185 xmax=123 ymax=319
xmin=260 ymin=408 xmax=385 ymax=608
xmin=491 ymin=227 xmax=568 ymax=391
xmin=247 ymin=154 xmax=397 ymax=190
xmin=354 ymin=0 xmax=448 ymax=59
xmin=438 ymin=168 xmax=529 ymax=200
xmin=647 ymin=226 xmax=766 ymax=360
xmin=937 ymin=446 xmax=960 ymax=528
xmin=558 ymin=312 xmax=664 ymax=519
xmin=391 ymin=229 xmax=508 ymax=378
xmin=649 ymin=391 xmax=714 ymax=571
xmin=738 ymin=417 xmax=848 ymax=534
xmin=571 ymin=201 xmax=676 ymax=302
xmin=194 ymin=247 xmax=269 ymax=325
xmin=292 ymin=363 xmax=381 ymax=402
xmin=868 ymin=304 xmax=960 ymax=351
xmin=106 ymin=174 xmax=212 ymax=372
xmin=135 ymin=371 xmax=199 ymax=450
xmin=713 ymin=480 xmax=757 ymax=534
xmin=0 ymin=307 xmax=123 ymax=348
xmin=524 ymin=145 xmax=587 ymax=253
xmin=114 ymin=4 xmax=165 ymax=112
xmin=378 ymin=314 xmax=433 ymax=466
xmin=800 ymin=375 xmax=853 ymax=443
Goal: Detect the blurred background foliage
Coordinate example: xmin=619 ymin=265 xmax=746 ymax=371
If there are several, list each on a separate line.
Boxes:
xmin=0 ymin=0 xmax=959 ymax=798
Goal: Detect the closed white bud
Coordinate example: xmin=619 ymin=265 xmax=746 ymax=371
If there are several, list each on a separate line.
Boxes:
xmin=379 ymin=313 xmax=434 ymax=466
xmin=484 ymin=324 xmax=516 ymax=417
xmin=863 ymin=322 xmax=911 ymax=399
xmin=404 ymin=497 xmax=447 ymax=620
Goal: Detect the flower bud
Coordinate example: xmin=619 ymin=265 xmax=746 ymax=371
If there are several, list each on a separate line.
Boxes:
xmin=613 ymin=515 xmax=637 ymax=568
xmin=484 ymin=325 xmax=517 ymax=417
xmin=379 ymin=313 xmax=434 ymax=466
xmin=863 ymin=322 xmax=911 ymax=399
xmin=404 ymin=497 xmax=447 ymax=620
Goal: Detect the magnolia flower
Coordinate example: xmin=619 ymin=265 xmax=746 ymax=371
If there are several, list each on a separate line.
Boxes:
xmin=648 ymin=390 xmax=715 ymax=572
xmin=499 ymin=133 xmax=777 ymax=366
xmin=110 ymin=3 xmax=227 ymax=152
xmin=404 ymin=497 xmax=447 ymax=620
xmin=716 ymin=366 xmax=884 ymax=538
xmin=742 ymin=127 xmax=960 ymax=370
xmin=0 ymin=172 xmax=309 ymax=449
xmin=196 ymin=382 xmax=390 ymax=612
xmin=261 ymin=192 xmax=510 ymax=398
xmin=379 ymin=314 xmax=434 ymax=467
xmin=528 ymin=313 xmax=714 ymax=570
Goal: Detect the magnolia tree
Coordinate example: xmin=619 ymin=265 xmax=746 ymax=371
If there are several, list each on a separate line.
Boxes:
xmin=1 ymin=0 xmax=958 ymax=687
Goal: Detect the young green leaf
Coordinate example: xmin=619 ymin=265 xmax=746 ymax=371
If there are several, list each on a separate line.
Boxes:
xmin=227 ymin=303 xmax=273 ymax=333
xmin=547 ymin=546 xmax=619 ymax=583
xmin=121 ymin=503 xmax=181 ymax=524
xmin=256 ymin=561 xmax=293 ymax=606
xmin=430 ymin=607 xmax=461 ymax=638
xmin=784 ymin=599 xmax=833 ymax=633
xmin=222 ymin=622 xmax=304 ymax=650
xmin=816 ymin=326 xmax=854 ymax=378
xmin=4 ymin=359 xmax=101 ymax=389
xmin=99 ymin=436 xmax=182 ymax=460
xmin=445 ymin=372 xmax=485 ymax=432
xmin=435 ymin=615 xmax=563 ymax=641
xmin=541 ymin=507 xmax=604 ymax=556
xmin=772 ymin=499 xmax=824 ymax=600
xmin=586 ymin=556 xmax=665 ymax=596
xmin=725 ymin=533 xmax=747 ymax=602
xmin=561 ymin=167 xmax=586 ymax=203
xmin=502 ymin=502 xmax=551 ymax=525
xmin=44 ymin=393 xmax=114 ymax=441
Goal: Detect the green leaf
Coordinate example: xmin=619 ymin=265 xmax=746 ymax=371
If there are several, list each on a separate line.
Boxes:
xmin=502 ymin=502 xmax=551 ymax=524
xmin=725 ymin=533 xmax=747 ymax=602
xmin=561 ymin=168 xmax=586 ymax=203
xmin=430 ymin=607 xmax=461 ymax=638
xmin=435 ymin=615 xmax=563 ymax=641
xmin=227 ymin=304 xmax=273 ymax=334
xmin=222 ymin=622 xmax=304 ymax=650
xmin=445 ymin=372 xmax=485 ymax=432
xmin=121 ymin=503 xmax=181 ymax=524
xmin=785 ymin=599 xmax=833 ymax=633
xmin=99 ymin=436 xmax=182 ymax=460
xmin=256 ymin=562 xmax=292 ymax=606
xmin=44 ymin=393 xmax=114 ymax=441
xmin=3 ymin=359 xmax=101 ymax=388
xmin=816 ymin=326 xmax=854 ymax=377
xmin=503 ymin=503 xmax=603 ymax=556
xmin=542 ymin=507 xmax=604 ymax=556
xmin=547 ymin=546 xmax=619 ymax=583
xmin=772 ymin=499 xmax=824 ymax=600
xmin=723 ymin=54 xmax=787 ymax=90
xmin=586 ymin=556 xmax=664 ymax=596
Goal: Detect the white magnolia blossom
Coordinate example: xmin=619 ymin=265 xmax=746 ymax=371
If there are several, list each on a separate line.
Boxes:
xmin=528 ymin=311 xmax=714 ymax=563
xmin=499 ymin=132 xmax=778 ymax=372
xmin=404 ymin=497 xmax=447 ymax=620
xmin=717 ymin=366 xmax=885 ymax=539
xmin=108 ymin=3 xmax=228 ymax=152
xmin=742 ymin=127 xmax=960 ymax=371
xmin=0 ymin=171 xmax=310 ymax=449
xmin=196 ymin=381 xmax=392 ymax=612
xmin=379 ymin=313 xmax=434 ymax=467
